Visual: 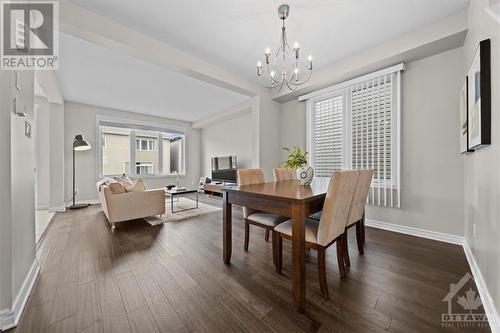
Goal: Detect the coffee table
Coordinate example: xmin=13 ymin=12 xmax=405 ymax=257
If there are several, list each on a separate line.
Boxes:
xmin=164 ymin=188 xmax=199 ymax=213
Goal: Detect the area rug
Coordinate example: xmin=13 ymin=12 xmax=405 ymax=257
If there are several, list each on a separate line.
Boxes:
xmin=143 ymin=197 xmax=221 ymax=225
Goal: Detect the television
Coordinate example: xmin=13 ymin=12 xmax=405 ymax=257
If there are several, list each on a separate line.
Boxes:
xmin=211 ymin=156 xmax=237 ymax=183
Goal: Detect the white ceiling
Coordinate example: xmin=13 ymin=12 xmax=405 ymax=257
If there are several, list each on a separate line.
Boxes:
xmin=56 ymin=33 xmax=249 ymax=122
xmin=67 ymin=0 xmax=468 ymax=81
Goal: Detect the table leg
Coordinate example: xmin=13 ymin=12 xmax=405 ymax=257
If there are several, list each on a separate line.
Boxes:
xmin=223 ymin=192 xmax=232 ymax=264
xmin=291 ymin=201 xmax=306 ymax=312
xmin=171 ymin=196 xmax=174 ymax=213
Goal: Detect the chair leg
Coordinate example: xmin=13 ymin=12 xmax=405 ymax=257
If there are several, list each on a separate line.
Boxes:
xmin=356 ymin=221 xmax=364 ymax=255
xmin=318 ymin=247 xmax=329 ymax=299
xmin=336 ymin=236 xmax=347 ymax=279
xmin=265 ymin=229 xmax=270 ymax=242
xmin=271 ymin=230 xmax=277 ymax=266
xmin=361 ymin=213 xmax=366 ymax=243
xmin=343 ymin=230 xmax=351 ymax=267
xmin=276 ymin=234 xmax=283 ymax=274
xmin=244 ymin=220 xmax=250 ymax=251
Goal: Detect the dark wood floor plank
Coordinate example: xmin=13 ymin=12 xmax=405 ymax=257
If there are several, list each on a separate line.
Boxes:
xmin=134 ymin=271 xmax=187 ymax=333
xmin=127 ymin=307 xmax=160 ymax=333
xmin=50 ymin=281 xmax=78 ymax=324
xmin=95 ymin=256 xmax=133 ymax=333
xmin=76 ymin=281 xmax=101 ymax=331
xmin=115 ymin=271 xmax=147 ymax=314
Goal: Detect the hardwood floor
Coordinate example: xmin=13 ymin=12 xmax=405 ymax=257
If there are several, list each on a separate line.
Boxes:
xmin=11 ymin=195 xmax=490 ymax=332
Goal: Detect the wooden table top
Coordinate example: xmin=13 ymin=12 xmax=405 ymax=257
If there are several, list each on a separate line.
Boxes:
xmin=221 ymin=178 xmax=331 ymax=202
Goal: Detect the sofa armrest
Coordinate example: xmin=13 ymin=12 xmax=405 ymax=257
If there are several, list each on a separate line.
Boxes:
xmin=105 ymin=189 xmax=165 ymax=223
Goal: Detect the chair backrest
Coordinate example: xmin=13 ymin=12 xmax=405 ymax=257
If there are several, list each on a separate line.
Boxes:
xmin=316 ymin=170 xmax=359 ymax=246
xmin=273 ymin=168 xmax=297 ymax=182
xmin=347 ymin=169 xmax=374 ymax=227
xmin=237 ymin=168 xmax=265 ymax=218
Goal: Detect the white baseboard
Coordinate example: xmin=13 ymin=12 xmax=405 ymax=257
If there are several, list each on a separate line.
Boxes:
xmin=463 ymin=241 xmax=500 ymax=333
xmin=49 ymin=205 xmax=66 ymax=213
xmin=0 ymin=260 xmax=40 ymax=331
xmin=365 ymin=218 xmax=464 ymax=245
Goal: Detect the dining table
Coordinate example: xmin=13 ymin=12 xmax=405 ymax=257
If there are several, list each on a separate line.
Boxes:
xmin=221 ymin=178 xmax=331 ymax=312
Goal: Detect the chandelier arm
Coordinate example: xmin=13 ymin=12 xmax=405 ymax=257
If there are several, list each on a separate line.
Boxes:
xmin=298 ymin=59 xmax=313 ymax=70
xmin=286 ymin=70 xmax=312 ymax=86
xmin=258 ymin=78 xmax=280 ymax=89
xmin=284 ymin=79 xmax=297 ymax=91
xmin=272 ymin=79 xmax=285 ymax=93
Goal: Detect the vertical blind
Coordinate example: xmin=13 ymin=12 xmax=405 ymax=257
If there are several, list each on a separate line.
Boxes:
xmin=313 ymin=96 xmax=343 ymax=177
xmin=306 ymin=65 xmax=402 ymax=208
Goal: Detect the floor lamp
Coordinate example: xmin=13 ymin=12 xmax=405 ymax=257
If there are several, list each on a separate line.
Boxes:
xmin=70 ymin=134 xmax=91 ymax=210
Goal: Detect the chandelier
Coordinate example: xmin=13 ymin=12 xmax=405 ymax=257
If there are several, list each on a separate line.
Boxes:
xmin=256 ymin=4 xmax=313 ymax=92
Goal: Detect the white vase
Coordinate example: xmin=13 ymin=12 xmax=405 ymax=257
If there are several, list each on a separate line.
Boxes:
xmin=296 ymin=165 xmax=314 ymax=186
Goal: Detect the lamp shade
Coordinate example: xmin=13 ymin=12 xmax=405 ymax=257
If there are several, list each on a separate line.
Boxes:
xmin=73 ymin=134 xmax=91 ymax=151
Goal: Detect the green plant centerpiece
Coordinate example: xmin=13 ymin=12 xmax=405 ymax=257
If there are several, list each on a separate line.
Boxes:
xmin=282 ymin=146 xmax=314 ymax=185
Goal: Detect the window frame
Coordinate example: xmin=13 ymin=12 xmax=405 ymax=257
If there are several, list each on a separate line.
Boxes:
xmin=305 ymin=65 xmax=402 ymax=192
xmin=96 ymin=116 xmax=187 ymax=179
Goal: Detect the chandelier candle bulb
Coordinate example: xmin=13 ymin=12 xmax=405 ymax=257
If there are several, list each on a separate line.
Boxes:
xmin=256 ymin=61 xmax=262 ymax=76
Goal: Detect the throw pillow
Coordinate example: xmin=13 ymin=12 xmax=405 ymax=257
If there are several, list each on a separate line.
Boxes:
xmin=124 ymin=178 xmax=146 ymax=192
xmin=105 ymin=180 xmax=125 ymax=194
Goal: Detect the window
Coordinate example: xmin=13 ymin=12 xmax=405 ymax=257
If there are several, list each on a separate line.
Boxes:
xmin=305 ymin=64 xmax=402 ymax=207
xmin=101 ymin=126 xmax=130 ymax=176
xmin=136 ymin=162 xmax=153 ymax=175
xmin=135 ymin=139 xmax=157 ymax=151
xmin=98 ymin=118 xmax=186 ymax=177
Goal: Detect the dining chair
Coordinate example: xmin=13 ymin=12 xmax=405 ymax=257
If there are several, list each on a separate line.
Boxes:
xmin=274 ymin=170 xmax=359 ymax=299
xmin=273 ymin=167 xmax=297 ymax=182
xmin=237 ymin=169 xmax=288 ymax=260
xmin=343 ymin=169 xmax=373 ymax=266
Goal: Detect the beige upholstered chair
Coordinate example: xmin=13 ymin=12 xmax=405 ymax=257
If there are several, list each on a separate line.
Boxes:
xmin=273 ymin=168 xmax=297 ymax=182
xmin=274 ymin=170 xmax=359 ymax=299
xmin=237 ymin=169 xmax=288 ymax=258
xmin=343 ymin=169 xmax=373 ymax=266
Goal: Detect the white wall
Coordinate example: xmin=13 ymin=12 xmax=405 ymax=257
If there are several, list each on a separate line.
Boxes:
xmin=0 ymin=68 xmax=37 ymax=324
xmin=49 ymin=103 xmax=65 ymax=211
xmin=367 ymin=48 xmax=465 ymax=235
xmin=462 ymin=0 xmax=500 ymax=321
xmin=10 ymin=70 xmax=36 ymax=298
xmin=0 ymin=67 xmax=13 ymax=312
xmin=280 ymin=48 xmax=465 ymax=236
xmin=279 ymin=99 xmax=307 ymax=158
xmin=34 ymin=96 xmax=50 ymax=209
xmin=64 ymin=101 xmax=201 ymax=203
xmin=258 ymin=95 xmax=283 ymax=180
xmin=200 ymin=110 xmax=254 ymax=177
